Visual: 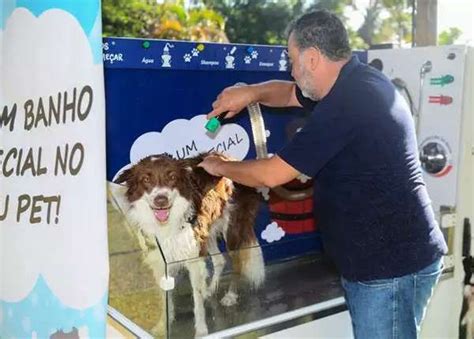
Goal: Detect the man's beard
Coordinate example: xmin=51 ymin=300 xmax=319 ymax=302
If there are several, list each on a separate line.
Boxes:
xmin=300 ymin=86 xmax=319 ymax=101
xmin=297 ymin=76 xmax=319 ymax=101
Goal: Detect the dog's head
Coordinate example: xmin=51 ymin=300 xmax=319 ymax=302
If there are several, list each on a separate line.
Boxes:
xmin=115 ymin=153 xmax=195 ymax=225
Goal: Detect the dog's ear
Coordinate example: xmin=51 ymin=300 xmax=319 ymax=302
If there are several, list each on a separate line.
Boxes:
xmin=176 ymin=158 xmax=206 ymax=191
xmin=114 ymin=168 xmax=133 ymax=185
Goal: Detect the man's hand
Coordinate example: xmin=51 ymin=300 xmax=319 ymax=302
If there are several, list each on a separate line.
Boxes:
xmin=198 ymin=155 xmax=227 ymax=177
xmin=207 ymin=85 xmax=257 ymax=120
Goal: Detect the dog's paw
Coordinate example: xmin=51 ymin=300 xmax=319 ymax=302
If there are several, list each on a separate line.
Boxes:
xmin=220 ymin=290 xmax=238 ymax=307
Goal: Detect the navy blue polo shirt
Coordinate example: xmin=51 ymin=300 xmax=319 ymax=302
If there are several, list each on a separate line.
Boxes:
xmin=278 ymin=55 xmax=447 ymax=281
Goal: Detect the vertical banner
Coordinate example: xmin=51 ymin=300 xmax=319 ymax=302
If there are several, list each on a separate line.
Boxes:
xmin=0 ymin=1 xmax=108 ymax=338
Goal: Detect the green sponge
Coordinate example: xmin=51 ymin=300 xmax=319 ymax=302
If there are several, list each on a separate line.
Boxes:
xmin=205 ymin=116 xmax=222 ymax=133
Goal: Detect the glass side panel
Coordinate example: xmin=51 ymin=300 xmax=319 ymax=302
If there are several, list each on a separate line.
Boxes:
xmin=107 ymin=181 xmax=341 ymax=338
xmin=107 ymin=185 xmax=168 ymax=339
xmin=167 ymin=247 xmax=342 ymax=338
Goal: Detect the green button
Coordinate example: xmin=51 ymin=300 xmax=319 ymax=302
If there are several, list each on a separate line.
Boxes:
xmin=142 ymin=41 xmax=151 ymax=49
xmin=205 ymin=117 xmax=221 ymax=133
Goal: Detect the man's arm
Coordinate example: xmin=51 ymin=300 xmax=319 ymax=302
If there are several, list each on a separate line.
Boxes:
xmin=198 ymin=155 xmax=300 ymax=188
xmin=207 ymin=80 xmax=302 ymax=119
xmin=250 ymin=80 xmax=302 ymax=108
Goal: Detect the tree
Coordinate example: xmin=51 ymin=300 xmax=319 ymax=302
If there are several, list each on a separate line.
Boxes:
xmin=375 ymin=0 xmax=412 ymax=46
xmin=356 ymin=0 xmax=413 ymax=47
xmin=306 ymin=0 xmax=352 ymax=16
xmin=438 ymin=27 xmax=462 ymax=45
xmin=202 ymin=0 xmax=306 ymax=45
xmin=102 ymin=0 xmax=227 ymax=42
xmin=102 ymin=0 xmax=158 ymax=38
xmin=102 ymin=0 xmax=414 ymax=49
xmin=357 ymin=0 xmax=383 ymax=46
xmin=202 ymin=0 xmax=361 ymax=46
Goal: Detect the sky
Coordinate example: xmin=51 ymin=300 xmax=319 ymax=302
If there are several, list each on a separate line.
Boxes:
xmin=438 ymin=0 xmax=473 ymax=44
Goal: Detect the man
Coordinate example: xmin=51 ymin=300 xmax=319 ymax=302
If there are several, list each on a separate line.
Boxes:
xmin=198 ymin=10 xmax=447 ymax=339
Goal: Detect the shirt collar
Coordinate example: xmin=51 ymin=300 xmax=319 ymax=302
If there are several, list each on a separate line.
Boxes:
xmin=337 ymin=54 xmax=360 ymax=83
xmin=321 ymin=54 xmax=360 ymax=101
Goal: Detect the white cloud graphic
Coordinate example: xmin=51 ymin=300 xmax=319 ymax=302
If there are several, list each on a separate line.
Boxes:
xmin=261 ymin=222 xmax=285 ymax=243
xmin=127 ymin=114 xmax=250 ymax=164
xmin=114 ymin=115 xmax=251 ymax=185
xmin=0 ymin=8 xmax=108 ymax=308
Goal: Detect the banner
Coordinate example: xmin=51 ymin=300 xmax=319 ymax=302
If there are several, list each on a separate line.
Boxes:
xmin=0 ymin=1 xmax=108 ymax=337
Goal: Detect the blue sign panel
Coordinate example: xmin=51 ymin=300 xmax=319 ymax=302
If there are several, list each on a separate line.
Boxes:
xmin=103 ymin=37 xmax=368 ymax=262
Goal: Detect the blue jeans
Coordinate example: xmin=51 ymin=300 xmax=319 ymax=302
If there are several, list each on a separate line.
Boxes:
xmin=341 ymin=257 xmax=443 ymax=339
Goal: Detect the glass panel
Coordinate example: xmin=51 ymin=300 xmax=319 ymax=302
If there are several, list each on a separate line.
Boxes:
xmin=167 ymin=242 xmax=342 ymax=338
xmin=107 ymin=183 xmax=168 ymax=339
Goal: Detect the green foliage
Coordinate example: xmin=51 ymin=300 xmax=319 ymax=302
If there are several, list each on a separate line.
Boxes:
xmin=438 ymin=27 xmax=463 ymax=45
xmin=102 ymin=0 xmax=227 ymax=42
xmin=102 ymin=0 xmax=413 ymax=49
xmin=348 ymin=27 xmax=369 ymax=50
xmin=202 ymin=0 xmax=305 ymax=45
xmin=357 ymin=0 xmax=413 ymax=47
xmin=102 ymin=0 xmax=158 ymax=38
xmin=306 ymin=0 xmax=353 ymax=16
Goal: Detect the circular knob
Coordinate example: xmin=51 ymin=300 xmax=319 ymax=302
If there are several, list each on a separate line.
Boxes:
xmin=420 ymin=142 xmax=448 ymax=175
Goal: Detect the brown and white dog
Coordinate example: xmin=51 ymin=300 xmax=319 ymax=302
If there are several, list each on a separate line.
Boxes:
xmin=114 ymin=153 xmax=265 ymax=336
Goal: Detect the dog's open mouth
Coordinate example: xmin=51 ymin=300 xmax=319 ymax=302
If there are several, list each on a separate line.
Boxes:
xmin=152 ymin=207 xmax=171 ymax=223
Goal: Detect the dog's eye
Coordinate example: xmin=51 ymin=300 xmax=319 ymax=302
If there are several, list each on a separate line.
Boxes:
xmin=169 ymin=173 xmax=176 ymax=181
xmin=142 ymin=176 xmax=150 ymax=184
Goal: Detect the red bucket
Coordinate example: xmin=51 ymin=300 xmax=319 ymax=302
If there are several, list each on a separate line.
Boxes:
xmin=268 ymin=179 xmax=316 ymax=234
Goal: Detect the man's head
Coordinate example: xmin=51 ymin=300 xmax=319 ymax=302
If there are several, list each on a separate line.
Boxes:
xmin=287 ymin=10 xmax=351 ymax=100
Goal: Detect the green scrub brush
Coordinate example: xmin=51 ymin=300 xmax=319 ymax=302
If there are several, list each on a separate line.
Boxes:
xmin=205 ymin=115 xmax=224 ymax=133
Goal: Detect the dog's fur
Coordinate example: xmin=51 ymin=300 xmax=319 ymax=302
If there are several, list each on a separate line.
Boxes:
xmin=114 ymin=153 xmax=265 ymax=336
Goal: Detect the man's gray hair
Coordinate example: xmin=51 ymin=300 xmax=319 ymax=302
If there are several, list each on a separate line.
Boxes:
xmin=287 ymin=10 xmax=351 ymax=61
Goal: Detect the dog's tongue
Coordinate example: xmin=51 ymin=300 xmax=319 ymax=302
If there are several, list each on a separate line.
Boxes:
xmin=154 ymin=209 xmax=169 ymax=222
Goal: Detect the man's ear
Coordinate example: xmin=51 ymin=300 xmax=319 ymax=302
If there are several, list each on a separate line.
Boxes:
xmin=307 ymin=47 xmax=321 ymax=71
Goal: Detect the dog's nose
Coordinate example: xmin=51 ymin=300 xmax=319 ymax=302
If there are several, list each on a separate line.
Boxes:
xmin=154 ymin=195 xmax=169 ymax=208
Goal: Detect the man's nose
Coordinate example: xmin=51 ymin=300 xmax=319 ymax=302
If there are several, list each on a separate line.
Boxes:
xmin=154 ymin=195 xmax=169 ymax=208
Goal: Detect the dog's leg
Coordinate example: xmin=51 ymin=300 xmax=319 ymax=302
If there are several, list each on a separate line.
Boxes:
xmin=220 ymin=251 xmax=240 ymax=307
xmin=220 ymin=282 xmax=238 ymax=307
xmin=186 ymin=259 xmax=209 ymax=337
xmin=142 ymin=248 xmax=170 ymax=335
xmin=207 ymin=235 xmax=226 ymax=297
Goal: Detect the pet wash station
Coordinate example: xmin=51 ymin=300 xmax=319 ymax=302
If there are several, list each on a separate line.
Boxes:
xmin=104 ymin=38 xmax=473 ymax=338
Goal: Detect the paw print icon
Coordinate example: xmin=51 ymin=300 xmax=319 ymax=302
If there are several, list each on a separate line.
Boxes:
xmin=191 ymin=48 xmax=199 ymax=56
xmin=244 ymin=55 xmax=252 ymax=64
xmin=251 ymin=50 xmax=259 ymax=59
xmin=183 ymin=53 xmax=192 ymax=62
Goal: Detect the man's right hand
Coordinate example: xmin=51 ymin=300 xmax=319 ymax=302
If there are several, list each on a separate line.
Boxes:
xmin=207 ymin=85 xmax=257 ymax=120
